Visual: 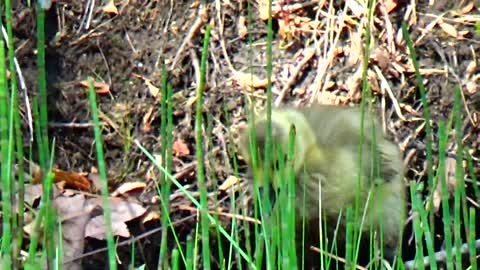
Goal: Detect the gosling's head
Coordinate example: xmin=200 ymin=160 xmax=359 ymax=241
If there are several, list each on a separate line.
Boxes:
xmin=239 ymin=109 xmax=316 ymax=188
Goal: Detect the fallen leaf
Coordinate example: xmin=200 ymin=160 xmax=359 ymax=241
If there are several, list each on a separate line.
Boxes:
xmin=238 ymin=16 xmax=247 ymax=39
xmin=172 ymin=138 xmax=190 ymax=157
xmin=141 ymin=210 xmax=161 ymax=223
xmin=432 ymin=157 xmax=458 ymax=212
xmin=88 ymin=173 xmax=102 ymax=192
xmin=445 ymin=157 xmax=458 ymax=192
xmin=31 ymin=163 xmax=91 ymax=191
xmin=132 ymin=73 xmax=160 ymax=98
xmin=86 ymin=215 xmax=130 ymax=239
xmin=439 ymin=21 xmax=458 ymax=38
xmin=112 ymin=182 xmax=147 ymax=197
xmin=258 ymin=0 xmax=271 ymax=21
xmin=450 ymin=2 xmax=475 ymax=16
xmin=79 ymin=80 xmax=110 ymax=94
xmin=348 ymin=29 xmax=362 ymax=66
xmin=142 ymin=106 xmax=155 ymax=133
xmin=466 ymin=81 xmax=477 ymax=95
xmin=145 ymin=80 xmax=160 ymax=98
xmin=85 ymin=197 xmax=147 ymax=239
xmin=102 ymin=0 xmax=118 ymax=15
xmin=381 ymin=0 xmax=398 ymax=13
xmin=233 ymin=71 xmax=274 ymax=90
xmin=52 ymin=168 xmax=91 ymax=191
xmin=219 ymin=175 xmax=240 ymax=191
xmin=22 ymin=184 xmax=44 ymax=207
xmin=346 ymin=0 xmax=364 ymax=17
xmin=460 ymin=2 xmax=475 ymax=14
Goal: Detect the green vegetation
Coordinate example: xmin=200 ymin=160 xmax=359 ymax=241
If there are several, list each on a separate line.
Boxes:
xmin=0 ymin=0 xmax=478 ymax=269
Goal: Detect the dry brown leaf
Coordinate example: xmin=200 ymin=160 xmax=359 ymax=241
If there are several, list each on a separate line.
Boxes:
xmin=432 ymin=157 xmax=458 ymax=212
xmin=53 ymin=168 xmax=91 ymax=191
xmin=132 ymin=73 xmax=160 ymax=98
xmin=278 ymin=18 xmax=293 ymax=41
xmin=451 ymin=2 xmax=475 ymax=16
xmin=102 ymin=0 xmax=118 ymax=15
xmin=186 ymin=96 xmax=197 ymax=106
xmin=23 ymin=184 xmax=44 ymax=207
xmin=87 ymin=173 xmax=102 ymax=192
xmin=432 ymin=187 xmax=442 ymax=213
xmin=439 ymin=21 xmax=458 ymax=38
xmin=172 ymin=138 xmax=190 ymax=157
xmin=190 ymin=1 xmax=200 ymax=8
xmin=445 ymin=157 xmax=457 ymax=192
xmin=258 ymin=0 xmax=270 ymax=21
xmin=348 ymin=30 xmax=362 ymax=66
xmin=238 ymin=16 xmax=247 ymax=39
xmin=466 ymin=81 xmax=478 ymax=95
xmin=112 ymin=182 xmax=147 ymax=197
xmin=31 ymin=164 xmax=91 ymax=191
xmin=141 ymin=210 xmax=161 ymax=223
xmin=461 ymin=2 xmax=475 ymax=14
xmin=233 ymin=71 xmax=273 ymax=90
xmin=79 ymin=80 xmax=110 ymax=94
xmin=381 ymin=0 xmax=398 ymax=13
xmin=458 ymin=30 xmax=470 ymax=38
xmin=85 ymin=197 xmax=147 ymax=239
xmin=54 ymin=194 xmax=93 ymax=270
xmin=110 ymin=197 xmax=147 ymax=222
xmin=219 ymin=175 xmax=240 ymax=191
xmin=86 ymin=215 xmax=130 ymax=239
xmin=346 ymin=0 xmax=363 ymax=17
xmin=142 ymin=106 xmax=155 ymax=133
xmin=317 ymin=91 xmax=338 ymax=105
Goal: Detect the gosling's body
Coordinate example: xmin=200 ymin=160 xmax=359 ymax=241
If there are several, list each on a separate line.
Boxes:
xmin=240 ymin=105 xmax=405 ymax=266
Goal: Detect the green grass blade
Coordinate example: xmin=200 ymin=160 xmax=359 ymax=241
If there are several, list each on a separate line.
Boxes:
xmin=195 ymin=24 xmax=212 ymax=270
xmin=87 ymin=77 xmax=117 ymax=270
xmin=0 ymin=39 xmax=13 ymax=268
xmin=437 ymin=121 xmax=454 ymax=270
xmin=36 ymin=2 xmax=50 ymax=161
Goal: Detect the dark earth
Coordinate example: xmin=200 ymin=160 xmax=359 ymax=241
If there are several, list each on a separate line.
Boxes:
xmin=8 ymin=0 xmax=480 ymax=269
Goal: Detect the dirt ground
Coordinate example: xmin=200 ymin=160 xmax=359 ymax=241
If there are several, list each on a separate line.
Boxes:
xmin=10 ymin=0 xmax=480 ymax=269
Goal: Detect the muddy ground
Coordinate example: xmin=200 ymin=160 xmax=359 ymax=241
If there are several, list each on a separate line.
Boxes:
xmin=9 ymin=0 xmax=480 ymax=269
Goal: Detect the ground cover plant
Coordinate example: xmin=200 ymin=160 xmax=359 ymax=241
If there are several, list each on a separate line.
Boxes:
xmin=1 ymin=0 xmax=480 ymax=269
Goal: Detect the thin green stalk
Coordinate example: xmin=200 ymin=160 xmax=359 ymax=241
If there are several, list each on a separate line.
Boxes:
xmin=158 ymin=65 xmax=173 ymax=266
xmin=0 ymin=39 xmax=13 ymax=268
xmin=284 ymin=126 xmax=297 ymax=268
xmin=25 ymin=172 xmax=54 ymax=269
xmin=402 ymin=22 xmax=435 ymax=233
xmin=36 ymin=2 xmax=50 ymax=162
xmin=354 ymin=0 xmax=376 ymax=264
xmin=186 ymin=234 xmax=194 ymax=270
xmin=260 ymin=0 xmax=275 ymax=267
xmin=453 ymin=86 xmax=467 ymax=270
xmin=135 ymin=141 xmax=255 ymax=268
xmin=43 ymin=143 xmax=58 ymax=268
xmin=409 ymin=183 xmax=425 ymax=270
xmin=130 ymin=239 xmax=135 ymax=268
xmin=345 ymin=208 xmax=354 ymax=269
xmin=468 ymin=208 xmax=476 ymax=269
xmin=4 ymin=0 xmax=26 ymax=263
xmin=88 ymin=77 xmax=117 ymax=270
xmin=171 ymin=249 xmax=180 ymax=270
xmin=195 ymin=24 xmax=212 ymax=270
xmin=464 ymin=150 xmax=480 ymax=201
xmin=245 ymin=0 xmax=257 ymax=264
xmin=193 ymin=221 xmax=199 ymax=269
xmin=438 ymin=121 xmax=454 ymax=270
